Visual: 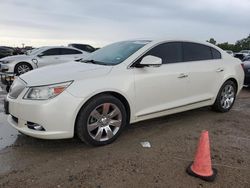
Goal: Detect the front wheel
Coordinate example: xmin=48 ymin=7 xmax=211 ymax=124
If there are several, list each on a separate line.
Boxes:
xmin=14 ymin=62 xmax=32 ymax=75
xmin=76 ymin=95 xmax=127 ymax=146
xmin=212 ymin=80 xmax=236 ymax=112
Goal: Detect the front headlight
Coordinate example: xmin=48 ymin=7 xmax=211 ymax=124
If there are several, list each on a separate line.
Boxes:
xmin=1 ymin=60 xmax=12 ymax=64
xmin=23 ymin=81 xmax=73 ymax=100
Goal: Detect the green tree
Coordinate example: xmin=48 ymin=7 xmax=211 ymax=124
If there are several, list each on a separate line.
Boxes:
xmin=234 ymin=34 xmax=250 ymax=51
xmin=207 ymin=38 xmax=216 ymax=45
xmin=211 ymin=34 xmax=250 ymax=52
xmin=217 ymin=42 xmax=235 ymax=51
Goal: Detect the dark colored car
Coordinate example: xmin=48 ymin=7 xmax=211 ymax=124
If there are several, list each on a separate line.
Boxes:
xmin=68 ymin=43 xmax=96 ymax=53
xmin=0 ymin=47 xmax=14 ymax=59
xmin=243 ymin=55 xmax=250 ymax=62
xmin=243 ymin=61 xmax=250 ymax=86
xmin=234 ymin=53 xmax=245 ymax=61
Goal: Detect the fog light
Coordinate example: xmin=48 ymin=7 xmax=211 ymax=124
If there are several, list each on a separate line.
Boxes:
xmin=27 ymin=122 xmax=45 ymax=131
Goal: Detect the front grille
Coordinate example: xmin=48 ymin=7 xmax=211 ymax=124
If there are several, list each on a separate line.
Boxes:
xmin=9 ymin=78 xmax=26 ymax=99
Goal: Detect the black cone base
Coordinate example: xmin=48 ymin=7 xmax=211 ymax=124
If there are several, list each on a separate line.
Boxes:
xmin=186 ymin=163 xmax=217 ymax=182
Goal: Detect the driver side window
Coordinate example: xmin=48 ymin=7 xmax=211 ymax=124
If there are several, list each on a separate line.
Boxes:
xmin=42 ymin=48 xmax=61 ymax=56
xmin=135 ymin=42 xmax=183 ymax=65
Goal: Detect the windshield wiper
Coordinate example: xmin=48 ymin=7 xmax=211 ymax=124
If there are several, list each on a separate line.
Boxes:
xmin=75 ymin=58 xmax=82 ymax=62
xmin=81 ymin=59 xmax=111 ymax=66
xmin=82 ymin=59 xmax=99 ymax=64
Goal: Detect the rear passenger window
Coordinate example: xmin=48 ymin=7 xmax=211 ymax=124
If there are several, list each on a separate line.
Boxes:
xmin=141 ymin=42 xmax=182 ymax=64
xmin=61 ymin=48 xmax=82 ymax=55
xmin=183 ymin=42 xmax=213 ymax=62
xmin=211 ymin=48 xmax=221 ymax=59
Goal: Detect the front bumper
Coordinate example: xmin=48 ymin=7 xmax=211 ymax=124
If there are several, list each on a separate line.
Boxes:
xmin=7 ymin=89 xmax=84 ymax=139
xmin=0 ymin=63 xmax=10 ymax=72
xmin=0 ymin=62 xmax=16 ymax=73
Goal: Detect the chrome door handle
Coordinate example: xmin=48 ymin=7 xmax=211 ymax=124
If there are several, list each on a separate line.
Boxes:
xmin=178 ymin=73 xmax=188 ymax=78
xmin=216 ymin=68 xmax=224 ymax=72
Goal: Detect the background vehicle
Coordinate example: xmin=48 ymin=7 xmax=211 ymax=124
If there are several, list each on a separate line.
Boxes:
xmin=242 ymin=55 xmax=250 ymax=62
xmin=0 ymin=46 xmax=89 ymax=75
xmin=0 ymin=46 xmax=14 ymax=58
xmin=6 ymin=39 xmax=244 ymax=146
xmin=234 ymin=50 xmax=250 ymax=61
xmin=242 ymin=60 xmax=250 ymax=86
xmin=68 ymin=43 xmax=97 ymax=53
xmin=234 ymin=53 xmax=245 ymax=61
xmin=225 ymin=50 xmax=234 ymax=56
xmin=239 ymin=50 xmax=250 ymax=55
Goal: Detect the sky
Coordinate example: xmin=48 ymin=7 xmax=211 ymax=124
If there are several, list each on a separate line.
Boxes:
xmin=0 ymin=0 xmax=249 ymax=48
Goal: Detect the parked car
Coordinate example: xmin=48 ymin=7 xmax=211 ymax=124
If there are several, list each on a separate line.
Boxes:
xmin=0 ymin=46 xmax=14 ymax=58
xmin=225 ymin=50 xmax=234 ymax=56
xmin=239 ymin=50 xmax=250 ymax=56
xmin=242 ymin=55 xmax=250 ymax=62
xmin=0 ymin=46 xmax=89 ymax=75
xmin=68 ymin=43 xmax=96 ymax=53
xmin=242 ymin=60 xmax=250 ymax=86
xmin=5 ymin=39 xmax=244 ymax=146
xmin=234 ymin=50 xmax=250 ymax=61
xmin=234 ymin=53 xmax=245 ymax=61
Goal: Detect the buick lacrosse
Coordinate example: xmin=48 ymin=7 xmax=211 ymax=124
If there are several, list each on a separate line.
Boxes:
xmin=6 ymin=39 xmax=244 ymax=146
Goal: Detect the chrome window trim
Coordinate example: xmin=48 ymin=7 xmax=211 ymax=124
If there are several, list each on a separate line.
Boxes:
xmin=127 ymin=41 xmax=222 ymax=69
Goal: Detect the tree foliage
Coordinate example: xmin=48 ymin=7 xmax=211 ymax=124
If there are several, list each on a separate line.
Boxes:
xmin=207 ymin=38 xmax=216 ymax=45
xmin=207 ymin=34 xmax=250 ymax=52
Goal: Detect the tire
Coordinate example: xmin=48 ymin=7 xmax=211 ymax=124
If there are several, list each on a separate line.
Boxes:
xmin=6 ymin=86 xmax=10 ymax=93
xmin=76 ymin=94 xmax=127 ymax=146
xmin=212 ymin=80 xmax=237 ymax=112
xmin=14 ymin=62 xmax=32 ymax=75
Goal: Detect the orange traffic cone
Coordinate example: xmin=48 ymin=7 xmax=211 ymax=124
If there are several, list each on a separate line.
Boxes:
xmin=186 ymin=130 xmax=217 ymax=182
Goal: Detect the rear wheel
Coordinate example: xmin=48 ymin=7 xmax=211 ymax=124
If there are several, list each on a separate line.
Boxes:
xmin=212 ymin=80 xmax=236 ymax=112
xmin=14 ymin=62 xmax=32 ymax=75
xmin=76 ymin=95 xmax=127 ymax=146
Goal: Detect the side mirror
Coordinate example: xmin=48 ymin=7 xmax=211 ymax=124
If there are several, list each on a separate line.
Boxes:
xmin=140 ymin=55 xmax=162 ymax=66
xmin=37 ymin=53 xmax=44 ymax=58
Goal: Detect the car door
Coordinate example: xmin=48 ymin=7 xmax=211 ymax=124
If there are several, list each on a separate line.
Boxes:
xmin=182 ymin=42 xmax=224 ymax=103
xmin=133 ymin=42 xmax=190 ymax=118
xmin=36 ymin=48 xmax=62 ymax=67
xmin=59 ymin=48 xmax=85 ymax=62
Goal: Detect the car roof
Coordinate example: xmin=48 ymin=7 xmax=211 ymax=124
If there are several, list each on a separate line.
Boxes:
xmin=38 ymin=46 xmax=84 ymax=52
xmin=153 ymin=38 xmax=216 ymax=45
xmin=132 ymin=38 xmax=223 ymax=53
xmin=127 ymin=38 xmax=219 ymax=46
xmin=69 ymin=43 xmax=93 ymax=46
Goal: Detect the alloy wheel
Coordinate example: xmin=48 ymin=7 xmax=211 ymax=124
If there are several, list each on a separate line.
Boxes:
xmin=17 ymin=64 xmax=30 ymax=74
xmin=87 ymin=103 xmax=122 ymax=142
xmin=220 ymin=84 xmax=235 ymax=109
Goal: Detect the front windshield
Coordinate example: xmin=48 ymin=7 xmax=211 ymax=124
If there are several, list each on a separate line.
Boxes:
xmin=81 ymin=40 xmax=151 ymax=65
xmin=27 ymin=48 xmax=41 ymax=55
xmin=240 ymin=50 xmax=250 ymax=53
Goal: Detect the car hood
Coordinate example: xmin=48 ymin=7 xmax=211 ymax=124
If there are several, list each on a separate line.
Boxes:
xmin=0 ymin=54 xmax=31 ymax=62
xmin=20 ymin=61 xmax=113 ymax=86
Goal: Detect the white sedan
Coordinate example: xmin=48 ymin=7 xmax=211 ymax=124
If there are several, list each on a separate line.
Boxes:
xmin=0 ymin=46 xmax=89 ymax=75
xmin=6 ymin=39 xmax=244 ymax=146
